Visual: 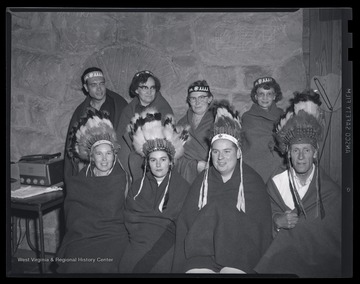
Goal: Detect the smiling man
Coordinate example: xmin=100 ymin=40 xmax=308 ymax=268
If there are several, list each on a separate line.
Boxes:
xmin=64 ymin=67 xmax=128 ymax=180
xmin=172 ymin=101 xmax=272 ymax=274
xmin=254 ymin=90 xmax=341 ymax=278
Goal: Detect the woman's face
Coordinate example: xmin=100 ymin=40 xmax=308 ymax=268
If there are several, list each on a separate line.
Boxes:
xmin=92 ymin=143 xmax=115 ymax=174
xmin=255 ymin=87 xmax=276 ymax=110
xmin=136 ymin=77 xmax=156 ymax=106
xmin=148 ymin=150 xmax=171 ymax=178
xmin=188 ymin=91 xmax=212 ymax=115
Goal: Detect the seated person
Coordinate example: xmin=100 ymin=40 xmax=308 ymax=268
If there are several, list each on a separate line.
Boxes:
xmin=172 ymin=101 xmax=272 ymax=274
xmin=254 ymin=90 xmax=341 ymax=278
xmin=118 ymin=108 xmax=191 ymax=273
xmin=241 ymin=76 xmax=285 ymax=183
xmin=176 ymin=80 xmax=215 ymax=184
xmin=56 ymin=109 xmax=129 ymax=274
xmin=64 ymin=67 xmax=127 ymax=179
xmin=116 ymin=70 xmax=173 ymax=182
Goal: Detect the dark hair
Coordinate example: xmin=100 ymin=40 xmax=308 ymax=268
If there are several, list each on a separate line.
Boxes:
xmin=285 ymin=89 xmax=322 ymax=113
xmin=250 ymin=79 xmax=282 ymax=104
xmin=145 ymin=151 xmax=173 ymax=173
xmin=129 ymin=70 xmax=161 ymax=98
xmin=81 ymin=67 xmax=104 ymax=85
xmin=187 ymin=80 xmax=213 ymax=98
xmin=147 ymin=150 xmax=173 ymax=163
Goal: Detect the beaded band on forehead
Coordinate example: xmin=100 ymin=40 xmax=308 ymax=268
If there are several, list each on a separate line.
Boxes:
xmin=135 ymin=70 xmax=154 ymax=77
xmin=91 ymin=140 xmax=114 ymax=152
xmin=254 ymin=77 xmax=275 ymax=87
xmin=211 ymin=133 xmax=239 ymax=147
xmin=188 ymin=85 xmax=210 ymax=94
xmin=84 ymin=71 xmax=104 ymax=82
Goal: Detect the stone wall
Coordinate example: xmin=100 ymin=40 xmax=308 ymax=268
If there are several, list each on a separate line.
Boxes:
xmin=9 ymin=9 xmax=306 ymax=253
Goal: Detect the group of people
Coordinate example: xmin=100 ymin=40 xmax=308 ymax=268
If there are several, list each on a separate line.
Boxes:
xmin=54 ymin=67 xmax=341 ymax=277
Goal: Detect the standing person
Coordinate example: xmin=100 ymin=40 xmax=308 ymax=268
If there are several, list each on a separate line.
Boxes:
xmin=64 ymin=67 xmax=128 ymax=180
xmin=116 ymin=70 xmax=173 ymax=182
xmin=172 ymin=101 xmax=272 ymax=274
xmin=118 ymin=108 xmax=190 ymax=273
xmin=175 ymin=80 xmax=215 ymax=184
xmin=56 ymin=109 xmax=129 ymax=273
xmin=241 ymin=76 xmax=285 ymax=183
xmin=254 ymin=90 xmax=341 ymax=278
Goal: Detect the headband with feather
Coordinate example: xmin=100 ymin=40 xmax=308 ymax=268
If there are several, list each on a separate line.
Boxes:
xmin=275 ymin=90 xmax=325 ymax=219
xmin=127 ymin=108 xmax=190 ymax=212
xmin=128 ymin=108 xmax=190 ymax=160
xmin=198 ymin=100 xmax=245 ymax=213
xmin=276 ymin=90 xmax=324 ymax=154
xmin=68 ymin=108 xmax=119 ymax=163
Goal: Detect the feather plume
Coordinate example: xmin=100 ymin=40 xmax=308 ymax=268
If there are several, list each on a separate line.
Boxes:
xmin=128 ymin=109 xmax=190 ymax=160
xmin=68 ymin=108 xmax=118 ymax=162
xmin=275 ymin=110 xmax=323 ymax=154
xmin=199 ymin=100 xmax=246 ymax=213
xmin=294 ymin=101 xmax=320 ymax=119
xmin=211 ymin=101 xmax=242 ymax=145
xmin=276 ymin=111 xmax=294 ymax=132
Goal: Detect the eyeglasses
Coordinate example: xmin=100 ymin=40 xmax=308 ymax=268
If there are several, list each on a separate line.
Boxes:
xmin=256 ymin=92 xmax=275 ymax=99
xmin=188 ymin=95 xmax=209 ymax=104
xmin=138 ymin=85 xmax=156 ymax=91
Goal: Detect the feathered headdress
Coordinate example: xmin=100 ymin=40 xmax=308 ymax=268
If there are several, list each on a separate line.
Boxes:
xmin=276 ymin=91 xmax=324 ymax=155
xmin=275 ymin=90 xmax=325 ymax=219
xmin=66 ymin=108 xmax=124 ymax=179
xmin=68 ymin=108 xmax=119 ymax=163
xmin=127 ymin=108 xmax=190 ymax=212
xmin=198 ymin=100 xmax=245 ymax=213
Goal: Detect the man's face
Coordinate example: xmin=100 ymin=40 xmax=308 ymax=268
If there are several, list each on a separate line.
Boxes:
xmin=84 ymin=76 xmax=106 ymax=101
xmin=290 ymin=143 xmax=316 ymax=175
xmin=136 ymin=77 xmax=156 ymax=107
xmin=211 ymin=139 xmax=240 ymax=178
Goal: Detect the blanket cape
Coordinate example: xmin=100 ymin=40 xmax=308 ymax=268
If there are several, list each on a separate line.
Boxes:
xmin=56 ymin=162 xmax=128 ymax=273
xmin=241 ymin=103 xmax=285 ymax=183
xmin=175 ymin=108 xmax=214 ymax=184
xmin=119 ymin=170 xmax=190 ymax=273
xmin=172 ymin=161 xmax=272 ymax=273
xmin=254 ymin=167 xmax=341 ymax=278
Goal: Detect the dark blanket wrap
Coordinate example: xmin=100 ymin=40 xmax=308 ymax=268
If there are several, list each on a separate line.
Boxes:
xmin=241 ymin=103 xmax=285 ymax=183
xmin=172 ymin=162 xmax=272 ymax=273
xmin=56 ymin=162 xmax=128 ymax=273
xmin=254 ymin=168 xmax=341 ymax=278
xmin=175 ymin=109 xmax=214 ymax=184
xmin=119 ymin=170 xmax=190 ymax=273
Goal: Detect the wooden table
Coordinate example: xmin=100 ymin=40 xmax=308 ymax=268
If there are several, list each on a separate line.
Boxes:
xmin=11 ymin=187 xmax=64 ymax=273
